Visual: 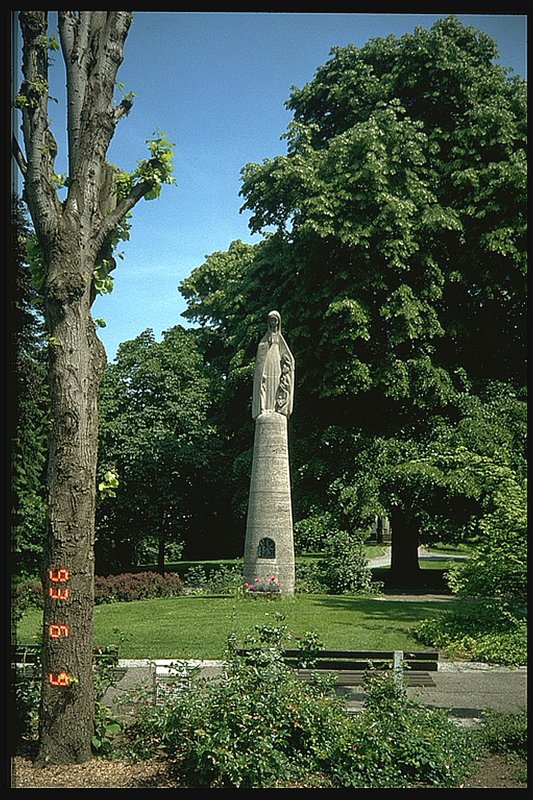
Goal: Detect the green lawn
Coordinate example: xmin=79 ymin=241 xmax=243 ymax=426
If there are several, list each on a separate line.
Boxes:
xmin=419 ymin=558 xmax=461 ymax=571
xmin=16 ymin=593 xmax=454 ymax=660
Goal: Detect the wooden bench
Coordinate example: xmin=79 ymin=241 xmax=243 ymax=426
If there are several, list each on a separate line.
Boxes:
xmin=237 ymin=648 xmax=438 ymax=688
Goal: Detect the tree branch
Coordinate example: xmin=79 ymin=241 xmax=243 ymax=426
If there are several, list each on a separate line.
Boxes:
xmin=113 ymin=95 xmax=134 ymax=124
xmin=19 ymin=11 xmax=61 ymax=241
xmin=59 ymin=12 xmax=83 ymax=175
xmin=90 ymin=179 xmax=153 ymax=257
xmin=66 ymin=12 xmax=133 ymax=216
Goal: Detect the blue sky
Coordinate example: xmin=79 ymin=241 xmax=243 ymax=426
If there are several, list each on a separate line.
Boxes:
xmin=13 ymin=12 xmax=527 ymax=362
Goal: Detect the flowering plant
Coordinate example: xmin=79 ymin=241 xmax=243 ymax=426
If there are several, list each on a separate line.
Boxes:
xmin=244 ymin=575 xmax=282 ymax=595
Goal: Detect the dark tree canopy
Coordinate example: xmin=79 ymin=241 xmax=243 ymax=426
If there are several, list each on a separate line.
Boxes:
xmin=179 ymin=16 xmax=527 ymax=580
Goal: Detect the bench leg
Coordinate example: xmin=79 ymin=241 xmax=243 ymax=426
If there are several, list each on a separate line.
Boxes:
xmin=393 ymin=650 xmax=403 ymax=686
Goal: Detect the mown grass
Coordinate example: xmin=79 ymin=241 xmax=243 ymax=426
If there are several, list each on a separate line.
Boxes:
xmin=16 ymin=593 xmax=454 ymax=660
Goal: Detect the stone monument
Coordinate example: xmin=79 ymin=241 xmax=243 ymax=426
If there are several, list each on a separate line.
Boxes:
xmin=244 ymin=310 xmax=296 ymax=595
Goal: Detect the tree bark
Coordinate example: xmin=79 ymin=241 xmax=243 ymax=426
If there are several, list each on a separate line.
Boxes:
xmin=36 ymin=259 xmax=106 ymax=765
xmin=388 ymin=506 xmax=421 ymax=588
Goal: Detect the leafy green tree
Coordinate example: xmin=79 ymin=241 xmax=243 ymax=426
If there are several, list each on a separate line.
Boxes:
xmin=97 ymin=326 xmax=232 ymax=572
xmin=14 ymin=11 xmax=174 ymax=764
xmin=11 ymin=196 xmax=49 ymax=576
xmin=240 ymin=16 xmax=526 ymax=395
xmin=180 ymin=16 xmax=526 ymax=583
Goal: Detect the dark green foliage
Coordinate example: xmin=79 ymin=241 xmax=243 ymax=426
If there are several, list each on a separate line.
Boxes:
xmin=293 ymin=511 xmax=339 ymax=553
xmin=12 ymin=645 xmax=125 ymax=757
xmin=13 ymin=650 xmax=41 ymax=754
xmin=96 ymin=325 xmax=234 ymax=571
xmin=476 ymin=709 xmax=528 ymax=784
xmin=333 ymin=670 xmax=480 ymax=788
xmin=178 ymin=16 xmax=526 ymax=593
xmin=122 ymin=623 xmax=479 ymax=788
xmin=477 ymin=709 xmax=527 ymax=759
xmin=316 ymin=531 xmax=375 ymax=594
xmin=294 ymin=560 xmax=326 ymax=594
xmin=182 ymin=564 xmax=243 ymax=595
xmin=11 ymin=576 xmax=44 ymax=622
xmin=414 ymin=601 xmax=527 ymax=666
xmin=240 ymin=15 xmax=526 ymax=396
xmin=11 ymin=196 xmax=49 ymax=576
xmin=91 ymin=650 xmax=125 ymax=755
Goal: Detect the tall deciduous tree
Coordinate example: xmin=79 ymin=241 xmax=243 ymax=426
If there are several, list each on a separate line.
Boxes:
xmin=14 ymin=11 xmax=174 ymax=764
xmin=96 ymin=326 xmax=231 ymax=572
xmin=181 ymin=16 xmax=526 ymax=579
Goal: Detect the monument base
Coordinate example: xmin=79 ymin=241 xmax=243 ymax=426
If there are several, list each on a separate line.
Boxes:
xmin=244 ymin=411 xmax=295 ymax=595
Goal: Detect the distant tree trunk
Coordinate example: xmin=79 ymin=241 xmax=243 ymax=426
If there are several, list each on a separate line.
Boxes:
xmin=157 ymin=536 xmax=166 ymax=576
xmin=157 ymin=509 xmax=168 ymax=575
xmin=388 ymin=507 xmax=421 ymax=587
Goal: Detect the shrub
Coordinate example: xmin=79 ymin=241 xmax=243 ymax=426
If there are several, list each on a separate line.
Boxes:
xmin=477 ymin=709 xmax=527 ymax=759
xmin=331 ymin=670 xmax=480 ymax=788
xmin=445 ymin=475 xmax=527 ymax=612
xmin=414 ymin=599 xmax=527 ymax=666
xmin=183 ymin=565 xmax=243 ymax=595
xmin=206 ymin=565 xmax=243 ymax=594
xmin=13 ymin=662 xmax=41 ymax=753
xmin=294 ymin=511 xmax=338 ymax=553
xmin=13 ymin=645 xmax=124 ymax=756
xmin=182 ymin=564 xmax=209 ymax=591
xmin=94 ymin=571 xmax=183 ymax=604
xmin=475 ymin=708 xmax=528 ymax=785
xmin=11 ymin=577 xmax=44 ymax=621
xmin=123 ymin=623 xmax=480 ymax=788
xmin=124 ymin=621 xmax=348 ymax=787
xmin=317 ymin=530 xmax=375 ymax=594
xmin=295 ymin=561 xmax=327 ymax=593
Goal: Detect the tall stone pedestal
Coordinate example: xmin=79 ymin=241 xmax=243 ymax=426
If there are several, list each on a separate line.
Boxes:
xmin=244 ymin=411 xmax=295 ymax=595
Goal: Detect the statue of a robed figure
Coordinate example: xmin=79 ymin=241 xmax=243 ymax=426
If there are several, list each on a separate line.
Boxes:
xmin=244 ymin=311 xmax=296 ymax=595
xmin=252 ymin=310 xmax=295 ymax=419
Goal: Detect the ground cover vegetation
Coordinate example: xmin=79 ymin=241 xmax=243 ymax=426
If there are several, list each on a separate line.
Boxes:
xmin=12 ymin=14 xmax=526 ymax=773
xmin=14 ymin=619 xmax=527 ymax=788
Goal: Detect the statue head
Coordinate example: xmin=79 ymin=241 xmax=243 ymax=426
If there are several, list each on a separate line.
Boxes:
xmin=267 ymin=310 xmax=281 ymax=333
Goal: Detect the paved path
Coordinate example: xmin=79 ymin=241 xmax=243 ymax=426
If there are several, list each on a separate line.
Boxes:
xmin=368 ymin=545 xmax=469 ymax=568
xmin=342 ymin=662 xmax=527 ymax=724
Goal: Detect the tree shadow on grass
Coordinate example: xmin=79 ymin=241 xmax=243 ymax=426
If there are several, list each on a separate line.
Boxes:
xmin=308 ymin=594 xmax=454 ymax=621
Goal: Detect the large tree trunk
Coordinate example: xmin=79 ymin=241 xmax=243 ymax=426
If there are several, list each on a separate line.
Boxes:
xmin=17 ymin=10 xmax=160 ymax=764
xmin=388 ymin=507 xmax=421 ymax=588
xmin=36 ymin=258 xmax=106 ymax=765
